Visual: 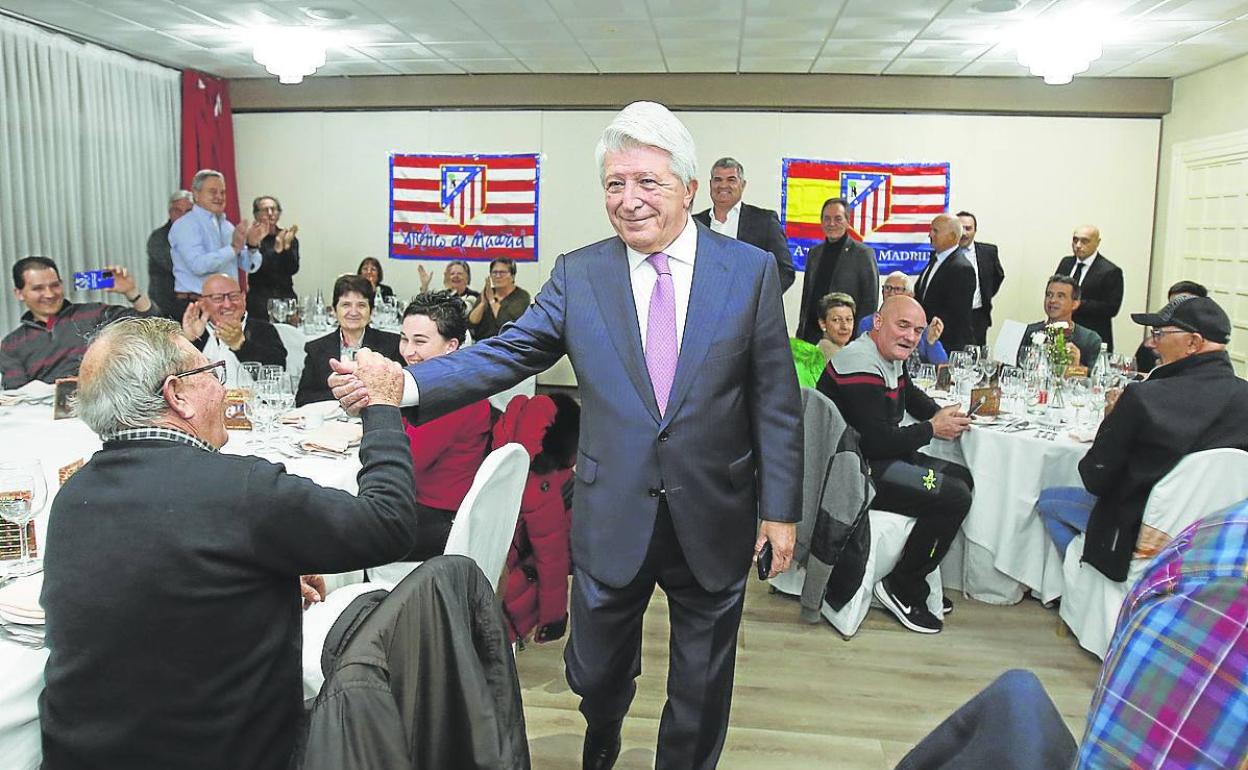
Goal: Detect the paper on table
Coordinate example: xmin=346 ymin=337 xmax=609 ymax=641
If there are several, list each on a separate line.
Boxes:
xmin=281 ymin=400 xmax=343 ymax=425
xmin=1068 ymin=425 xmax=1098 ymax=443
xmin=0 ymin=571 xmax=43 ymax=620
xmin=0 ymin=380 xmax=56 ymax=406
xmin=300 ymin=421 xmax=363 ymax=454
xmin=991 ymin=319 xmax=1027 ymax=366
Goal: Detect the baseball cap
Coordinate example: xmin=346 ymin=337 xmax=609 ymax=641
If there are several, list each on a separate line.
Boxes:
xmin=1130 ymin=295 xmax=1230 ymax=344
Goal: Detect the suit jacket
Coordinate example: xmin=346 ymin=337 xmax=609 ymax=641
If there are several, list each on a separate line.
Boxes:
xmin=796 ymin=237 xmax=880 ymax=344
xmin=405 ymin=223 xmax=802 ymax=592
xmin=918 ymin=251 xmax=977 ymax=352
xmin=694 ymin=203 xmax=795 ymax=292
xmin=1020 ymin=321 xmax=1103 ymax=369
xmin=970 ymin=241 xmax=1005 ymax=319
xmin=296 ymin=326 xmax=402 ymax=406
xmin=192 ymin=317 xmax=286 ymax=369
xmin=1055 ymin=254 xmax=1123 ymax=351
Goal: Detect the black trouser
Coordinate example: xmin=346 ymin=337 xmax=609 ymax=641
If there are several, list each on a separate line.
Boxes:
xmin=971 ymin=308 xmax=992 ymax=347
xmin=398 ymin=502 xmax=455 ymax=563
xmin=564 ymin=500 xmax=747 ymax=770
xmin=870 ymin=454 xmax=973 ymax=604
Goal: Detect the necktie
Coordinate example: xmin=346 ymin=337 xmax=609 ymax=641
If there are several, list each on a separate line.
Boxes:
xmin=645 ymin=252 xmax=677 ymax=416
xmin=1072 ymin=262 xmax=1085 ymax=285
xmin=917 ymin=254 xmax=937 ymax=300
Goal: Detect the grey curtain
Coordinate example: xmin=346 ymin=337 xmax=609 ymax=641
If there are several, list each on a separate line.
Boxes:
xmin=0 ymin=15 xmax=179 ymax=331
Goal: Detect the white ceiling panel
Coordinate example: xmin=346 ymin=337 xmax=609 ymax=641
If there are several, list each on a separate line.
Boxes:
xmin=2 ymin=0 xmax=1246 ymax=80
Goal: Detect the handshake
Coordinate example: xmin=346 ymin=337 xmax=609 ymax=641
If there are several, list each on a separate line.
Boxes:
xmin=328 ymin=348 xmax=405 ymax=413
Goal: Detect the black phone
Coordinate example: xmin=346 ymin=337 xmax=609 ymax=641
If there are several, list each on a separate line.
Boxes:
xmin=755 ymin=541 xmax=773 ymax=581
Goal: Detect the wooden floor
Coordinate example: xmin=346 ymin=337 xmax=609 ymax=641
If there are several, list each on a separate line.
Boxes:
xmin=515 ymin=580 xmax=1103 ymax=769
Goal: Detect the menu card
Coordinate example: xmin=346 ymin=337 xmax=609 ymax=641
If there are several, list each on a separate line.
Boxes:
xmin=224 ymin=388 xmax=253 ymax=430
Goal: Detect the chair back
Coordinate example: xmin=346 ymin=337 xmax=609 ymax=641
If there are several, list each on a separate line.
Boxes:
xmin=1141 ymin=448 xmax=1248 ymax=537
xmin=273 ymin=322 xmax=307 ymax=383
xmin=443 ymin=443 xmax=530 ymax=590
xmin=991 ymin=319 xmax=1027 ymax=365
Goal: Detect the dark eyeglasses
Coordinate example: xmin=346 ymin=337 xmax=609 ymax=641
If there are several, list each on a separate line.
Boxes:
xmin=157 ymin=360 xmax=226 ymax=393
xmin=203 ymin=292 xmax=242 ymax=304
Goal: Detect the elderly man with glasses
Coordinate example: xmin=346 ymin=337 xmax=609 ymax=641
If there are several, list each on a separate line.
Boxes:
xmin=39 ymin=316 xmax=418 ymax=770
xmin=858 ymin=271 xmax=948 ymax=364
xmin=181 ymin=273 xmax=285 ymax=387
xmin=1034 ymin=295 xmax=1248 ymax=581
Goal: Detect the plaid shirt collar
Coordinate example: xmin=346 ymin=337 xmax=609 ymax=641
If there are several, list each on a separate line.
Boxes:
xmin=102 ymin=426 xmax=218 ymax=453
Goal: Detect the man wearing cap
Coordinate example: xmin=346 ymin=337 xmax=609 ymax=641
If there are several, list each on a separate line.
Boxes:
xmin=1034 ymin=295 xmax=1248 ymax=581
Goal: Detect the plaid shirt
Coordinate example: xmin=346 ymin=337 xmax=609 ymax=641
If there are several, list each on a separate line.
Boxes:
xmin=102 ymin=426 xmax=217 ymax=454
xmin=1078 ymin=502 xmax=1248 ymax=769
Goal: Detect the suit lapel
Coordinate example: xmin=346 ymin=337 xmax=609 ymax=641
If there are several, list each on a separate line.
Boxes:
xmin=661 ymin=229 xmax=736 ymax=427
xmin=588 ymin=240 xmax=662 ymax=422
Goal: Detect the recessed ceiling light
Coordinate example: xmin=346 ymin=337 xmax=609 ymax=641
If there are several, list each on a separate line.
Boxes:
xmin=973 ymin=0 xmax=1021 ymax=12
xmin=303 ymin=7 xmax=352 ymax=22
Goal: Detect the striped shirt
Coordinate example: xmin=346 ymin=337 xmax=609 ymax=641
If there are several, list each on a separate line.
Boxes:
xmin=1078 ymin=502 xmax=1248 ymax=769
xmin=1 ymin=301 xmax=145 ymax=389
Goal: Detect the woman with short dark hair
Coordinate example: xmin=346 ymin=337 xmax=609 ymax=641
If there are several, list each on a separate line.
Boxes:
xmin=356 ymin=257 xmax=394 ymax=302
xmin=294 ymin=274 xmax=402 ymax=405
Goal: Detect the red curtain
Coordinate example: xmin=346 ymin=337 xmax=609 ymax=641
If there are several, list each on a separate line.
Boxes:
xmin=180 ymin=70 xmax=246 ymax=288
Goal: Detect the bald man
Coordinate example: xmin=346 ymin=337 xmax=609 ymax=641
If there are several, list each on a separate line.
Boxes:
xmin=1055 ymin=225 xmax=1123 ymax=352
xmin=181 ymin=273 xmax=285 ymax=386
xmin=819 ymin=296 xmax=973 ymax=634
xmin=915 ymin=214 xmax=976 ymax=352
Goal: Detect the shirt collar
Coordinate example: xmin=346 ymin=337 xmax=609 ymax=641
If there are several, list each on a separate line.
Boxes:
xmin=103 ymin=425 xmax=218 ymax=453
xmin=1077 ymin=252 xmax=1099 ymax=266
xmin=713 ymin=200 xmax=742 ymax=223
xmin=628 ymin=215 xmax=697 ymax=274
xmin=934 ymin=244 xmax=959 ymax=263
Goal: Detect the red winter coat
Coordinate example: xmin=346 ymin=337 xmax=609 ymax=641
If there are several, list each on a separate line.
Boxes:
xmin=495 ymin=395 xmax=573 ymax=642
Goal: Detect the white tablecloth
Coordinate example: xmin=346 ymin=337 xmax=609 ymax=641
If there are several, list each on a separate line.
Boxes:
xmin=0 ymin=403 xmax=367 ymax=767
xmin=924 ymin=420 xmax=1090 ymax=605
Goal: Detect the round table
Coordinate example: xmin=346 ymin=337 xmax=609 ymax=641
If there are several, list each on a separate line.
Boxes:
xmin=924 ymin=416 xmax=1091 ymax=605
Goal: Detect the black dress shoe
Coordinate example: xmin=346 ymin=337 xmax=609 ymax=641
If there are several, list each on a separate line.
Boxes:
xmin=582 ymin=722 xmax=622 ymax=770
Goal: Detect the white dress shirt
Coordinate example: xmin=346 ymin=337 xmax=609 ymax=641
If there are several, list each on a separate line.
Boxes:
xmin=964 ymin=242 xmax=983 ymax=309
xmin=401 ymin=215 xmax=699 ymax=407
xmin=1070 ymin=252 xmax=1099 ymax=285
xmin=201 ymin=315 xmax=252 ymax=388
xmin=707 ymin=201 xmax=741 ymax=240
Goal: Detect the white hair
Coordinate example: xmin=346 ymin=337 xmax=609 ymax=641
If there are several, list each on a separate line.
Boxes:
xmin=884 ymin=271 xmax=910 ymax=287
xmin=75 ymin=318 xmax=193 ymax=436
xmin=190 ymin=169 xmax=225 ymax=192
xmin=595 ymin=101 xmax=698 ymax=185
xmin=169 ymin=190 xmax=193 ymax=206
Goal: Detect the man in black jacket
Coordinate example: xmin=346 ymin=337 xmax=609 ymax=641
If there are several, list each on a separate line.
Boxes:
xmin=956 ymin=211 xmax=1004 ymax=346
xmin=692 ymin=157 xmax=795 ymax=292
xmin=916 ymin=214 xmax=976 ymax=352
xmin=1055 ymin=225 xmax=1124 ymax=351
xmin=819 ymin=296 xmax=972 ymax=634
xmin=146 ymin=190 xmax=194 ymax=319
xmin=181 ymin=272 xmax=286 ymax=386
xmin=796 ymin=197 xmax=880 ymax=341
xmin=1035 ymin=296 xmax=1248 ymax=581
xmin=40 ymin=317 xmax=419 ymax=770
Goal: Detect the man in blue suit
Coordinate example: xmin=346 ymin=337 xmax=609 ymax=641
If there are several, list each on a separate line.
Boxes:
xmin=331 ymin=101 xmax=802 ymax=770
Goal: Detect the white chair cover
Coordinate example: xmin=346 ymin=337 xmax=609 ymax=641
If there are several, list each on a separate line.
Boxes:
xmin=368 ymin=443 xmax=530 ymax=590
xmin=991 ymin=319 xmax=1027 ymax=364
xmin=272 ymin=322 xmax=308 ymax=384
xmin=1060 ymin=448 xmax=1248 ymax=659
xmin=487 ymin=375 xmax=537 ymax=412
xmin=770 ymin=510 xmax=944 ymax=638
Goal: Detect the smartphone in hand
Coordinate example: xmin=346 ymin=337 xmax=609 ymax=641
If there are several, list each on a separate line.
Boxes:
xmin=755 ymin=541 xmax=773 ymax=581
xmin=72 ymin=269 xmax=114 ymax=290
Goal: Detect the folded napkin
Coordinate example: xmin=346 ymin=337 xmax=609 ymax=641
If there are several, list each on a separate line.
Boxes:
xmin=0 ymin=571 xmax=44 ymax=622
xmin=300 ymin=421 xmax=363 ymax=454
xmin=0 ymin=380 xmax=56 ymax=406
xmin=280 ymin=400 xmax=343 ymax=425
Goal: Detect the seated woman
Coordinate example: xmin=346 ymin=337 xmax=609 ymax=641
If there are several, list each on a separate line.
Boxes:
xmin=398 ymin=291 xmax=493 ymax=561
xmin=418 ymin=259 xmax=481 ymax=311
xmin=295 ymin=275 xmax=402 ymax=406
xmin=467 ymin=257 xmax=530 ymax=340
xmin=817 ymin=292 xmax=857 ymax=361
xmin=357 ymin=257 xmax=394 ymax=302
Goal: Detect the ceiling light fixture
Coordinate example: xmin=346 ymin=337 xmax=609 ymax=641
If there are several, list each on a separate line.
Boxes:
xmin=253 ymin=27 xmax=326 ymax=84
xmin=1015 ymin=12 xmax=1104 ymax=85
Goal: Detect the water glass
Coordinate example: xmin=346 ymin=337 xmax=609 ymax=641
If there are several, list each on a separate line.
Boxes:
xmin=241 ymin=361 xmax=261 ymax=386
xmin=0 ymin=460 xmax=47 ymax=576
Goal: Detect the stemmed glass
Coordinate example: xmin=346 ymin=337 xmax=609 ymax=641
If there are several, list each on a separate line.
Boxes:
xmin=0 ymin=460 xmax=47 ymax=577
xmin=913 ymin=363 xmax=937 ymax=393
xmin=1068 ymin=377 xmax=1091 ymax=427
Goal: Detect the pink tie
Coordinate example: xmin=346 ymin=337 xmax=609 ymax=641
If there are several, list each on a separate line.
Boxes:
xmin=645 ymin=252 xmax=677 ymax=416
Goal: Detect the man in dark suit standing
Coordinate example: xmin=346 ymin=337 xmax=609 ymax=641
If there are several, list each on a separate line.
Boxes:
xmin=1055 ymin=225 xmax=1124 ymax=352
xmin=916 ymin=214 xmax=976 ymax=353
xmin=795 ymin=197 xmax=880 ymax=343
xmin=330 ymin=101 xmax=801 ymax=770
xmin=693 ymin=157 xmax=795 ymax=292
xmin=956 ymin=211 xmax=1004 ymax=347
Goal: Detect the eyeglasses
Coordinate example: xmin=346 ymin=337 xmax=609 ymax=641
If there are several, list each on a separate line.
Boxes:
xmin=882 ymin=285 xmax=908 ymax=294
xmin=1149 ymin=328 xmax=1191 ymax=341
xmin=254 ymin=206 xmax=280 ymax=214
xmin=157 ymin=360 xmax=226 ymax=393
xmin=490 ymin=270 xmax=511 ymax=277
xmin=203 ymin=291 xmax=242 ymax=304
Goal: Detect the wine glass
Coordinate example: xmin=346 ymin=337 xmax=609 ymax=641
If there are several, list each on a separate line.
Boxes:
xmin=913 ymin=364 xmax=937 ymax=393
xmin=1068 ymin=377 xmax=1091 ymax=427
xmin=0 ymin=460 xmax=47 ymax=576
